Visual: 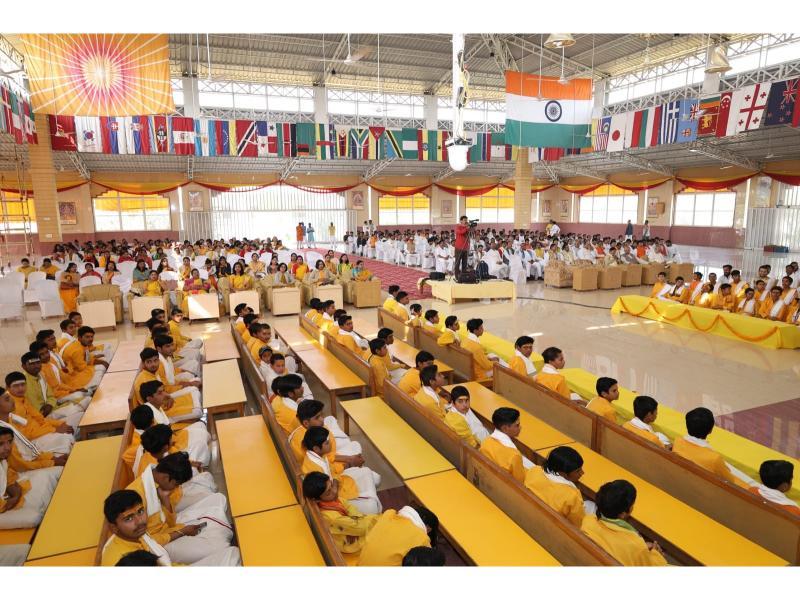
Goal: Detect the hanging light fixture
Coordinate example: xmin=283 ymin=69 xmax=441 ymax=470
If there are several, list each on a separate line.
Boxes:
xmin=705 ymin=45 xmax=731 ymax=73
xmin=544 ymin=34 xmax=576 ymax=49
xmin=558 ymin=47 xmax=569 ymax=85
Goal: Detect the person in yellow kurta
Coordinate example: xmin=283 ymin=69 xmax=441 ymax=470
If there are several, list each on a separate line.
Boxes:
xmin=534 ymin=347 xmax=575 ymax=401
xmin=271 ymin=374 xmax=306 ymax=434
xmin=525 ymin=446 xmax=591 ymax=527
xmin=462 ymin=318 xmax=498 ymax=379
xmin=143 ymin=270 xmax=166 ymax=297
xmin=239 ymin=314 xmax=259 ymax=345
xmin=228 ymin=262 xmax=254 ymax=292
xmin=711 ymin=283 xmax=736 ymax=311
xmin=581 ymin=480 xmax=667 ymax=566
xmin=785 ymin=297 xmax=800 ymax=325
xmin=508 ymin=335 xmax=537 ymax=378
xmin=436 ymin=315 xmax=461 ymax=347
xmin=586 ymin=377 xmax=620 ymax=423
xmin=21 ymin=352 xmax=83 ymax=430
xmin=180 ymin=269 xmax=212 ymax=314
xmin=421 ymin=310 xmax=440 ymax=333
xmin=232 ymin=303 xmax=253 ymax=335
xmin=622 ymin=396 xmax=672 ymax=450
xmin=479 ymin=407 xmax=532 ymax=483
xmin=649 ymin=271 xmax=670 ymax=300
xmin=178 ymin=257 xmax=192 ymax=280
xmin=367 ymin=339 xmax=391 ymax=399
xmin=358 ymin=505 xmax=439 ymax=566
xmin=246 ymin=253 xmax=266 ymax=278
xmin=294 ymin=257 xmax=309 ymax=282
xmin=304 ymin=298 xmax=323 ymax=325
xmin=391 ymin=291 xmax=411 ymax=321
xmin=672 ymin=407 xmax=754 ymax=489
xmin=168 ymin=308 xmax=203 ymax=356
xmin=351 ymin=260 xmax=373 ymax=281
xmin=132 ymin=349 xmax=197 ymax=425
xmin=56 ymin=318 xmax=78 ymax=352
xmin=302 ymin=471 xmax=378 ymax=554
xmin=397 ymin=351 xmax=435 ymax=397
xmin=749 ymin=460 xmax=800 ymax=517
xmin=16 ymin=258 xmax=36 ymax=286
xmin=4 ymin=373 xmax=74 ymax=452
xmin=382 ymin=285 xmax=400 ymax=314
xmin=735 ymin=287 xmax=760 ymax=317
xmin=61 ymin=326 xmax=108 ymax=392
xmin=33 ymin=342 xmax=90 ymax=411
xmin=444 ymin=385 xmax=489 ymax=448
xmin=289 ymin=400 xmax=365 ymax=470
xmin=758 ymin=287 xmax=787 ymax=320
xmin=406 ymin=303 xmax=423 ymax=328
xmin=336 ymin=315 xmax=369 ymax=354
xmin=39 ymin=258 xmax=58 ymax=279
xmin=58 ymin=263 xmax=80 ymax=313
xmin=0 ymin=386 xmax=68 ymax=472
xmin=663 ymin=276 xmax=688 ymax=303
xmin=413 ymin=365 xmax=451 ymax=419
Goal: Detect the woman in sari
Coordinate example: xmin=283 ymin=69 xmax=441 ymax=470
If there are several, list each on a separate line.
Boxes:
xmin=228 ymin=261 xmax=254 ymax=292
xmin=272 ymin=263 xmax=295 ymax=286
xmin=181 ymin=268 xmax=213 ymax=313
xmin=247 ymin=253 xmax=266 ymax=279
xmin=294 ymin=256 xmax=309 ymax=282
xmin=143 ymin=270 xmax=165 ymax=297
xmin=337 ymin=254 xmax=352 ymax=279
xmin=132 ymin=259 xmax=150 ymax=282
xmin=58 ymin=263 xmax=80 ymax=312
xmin=307 ymin=259 xmax=336 ymax=285
xmin=102 ymin=260 xmax=120 ymax=285
xmin=156 ymin=257 xmax=174 ymax=274
xmin=324 ymin=250 xmax=338 ymax=274
xmin=289 ymin=253 xmax=299 ymax=275
xmin=179 ymin=257 xmax=192 ymax=280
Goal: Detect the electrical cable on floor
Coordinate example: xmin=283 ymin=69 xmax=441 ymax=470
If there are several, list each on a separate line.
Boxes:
xmin=514 ymin=296 xmax=616 ymax=310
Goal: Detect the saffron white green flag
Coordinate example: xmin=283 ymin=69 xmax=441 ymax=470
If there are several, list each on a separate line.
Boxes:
xmin=504 ymin=71 xmax=593 ymax=149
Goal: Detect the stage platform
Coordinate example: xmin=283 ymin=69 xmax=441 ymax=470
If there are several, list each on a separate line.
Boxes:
xmin=426 ymin=279 xmax=516 ymax=304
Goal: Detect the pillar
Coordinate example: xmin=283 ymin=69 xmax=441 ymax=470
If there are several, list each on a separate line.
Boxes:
xmin=513 ymin=148 xmax=532 ymax=229
xmin=313 ymin=85 xmax=329 ymax=124
xmin=29 ymin=113 xmax=62 ymax=243
xmin=423 ymin=94 xmax=438 ymax=130
xmin=181 ymin=76 xmax=201 ymax=118
xmin=592 ymin=79 xmax=607 ymax=119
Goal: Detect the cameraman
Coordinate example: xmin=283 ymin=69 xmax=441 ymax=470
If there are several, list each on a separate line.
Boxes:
xmin=454 ymin=215 xmax=471 ymax=278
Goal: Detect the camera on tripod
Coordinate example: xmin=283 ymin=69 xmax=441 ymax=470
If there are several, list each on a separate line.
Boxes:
xmin=468 ymin=219 xmax=479 ymax=227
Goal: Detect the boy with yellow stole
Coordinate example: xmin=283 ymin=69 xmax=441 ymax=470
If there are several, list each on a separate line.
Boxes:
xmin=525 ymin=446 xmax=594 ymax=527
xmin=622 ymin=396 xmax=671 ymax=450
xmin=397 ymin=351 xmax=435 ymax=396
xmin=508 ymin=335 xmax=537 ymax=378
xmin=413 ymin=365 xmax=451 ymax=419
xmin=358 ymin=504 xmax=439 ymax=566
xmin=61 ymin=326 xmax=108 ymax=392
xmin=444 ymin=385 xmax=488 ymax=448
xmin=436 ymin=315 xmax=461 ymax=347
xmin=586 ymin=377 xmax=620 ymax=423
xmin=479 ymin=407 xmax=533 ymax=483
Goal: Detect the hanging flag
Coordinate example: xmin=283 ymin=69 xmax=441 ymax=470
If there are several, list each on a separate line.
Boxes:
xmin=75 ymin=116 xmax=102 ymax=152
xmin=295 ymin=122 xmax=316 ymax=157
xmin=763 ymin=79 xmax=800 ymax=127
xmin=658 ymin=101 xmax=680 ymax=145
xmin=505 ymin=71 xmax=592 ymax=148
xmin=732 ymin=83 xmax=772 ymax=134
xmin=467 ymin=132 xmax=491 ymax=162
xmin=349 ymin=128 xmax=370 ymax=159
xmin=625 ymin=108 xmax=658 ymax=149
xmin=8 ymin=91 xmax=23 ymax=144
xmin=623 ymin=111 xmax=637 ymax=149
xmin=265 ymin=122 xmax=279 ymax=156
xmin=400 ymin=127 xmax=419 ymax=160
xmin=20 ymin=34 xmax=173 ymax=116
xmin=193 ymin=118 xmax=207 ymax=156
xmin=211 ymin=120 xmax=229 ymax=155
xmin=419 ymin=130 xmax=448 ymax=161
xmin=0 ymin=86 xmax=8 ymax=134
xmin=716 ymin=92 xmax=733 ymax=137
xmin=21 ymin=101 xmax=37 ymax=144
xmin=675 ymin=99 xmax=699 ymax=143
xmin=489 ymin=131 xmax=511 ymax=161
xmin=235 ymin=120 xmax=258 ymax=157
xmin=367 ymin=127 xmax=385 ymax=160
xmin=696 ymin=95 xmax=720 ymax=137
xmin=316 ymin=123 xmax=336 ymax=159
xmin=277 ymin=123 xmax=296 ymax=157
xmin=379 ymin=129 xmax=403 ymax=159
xmin=593 ymin=117 xmax=611 ymax=151
xmin=171 ymin=116 xmax=196 ymax=155
xmin=606 ymin=113 xmax=627 ymax=152
xmin=125 ymin=116 xmax=152 ymax=155
xmin=100 ymin=116 xmax=128 ymax=154
xmin=48 ymin=114 xmax=77 ymax=151
xmin=151 ymin=116 xmax=170 ymax=153
xmin=335 ymin=126 xmax=351 ymax=158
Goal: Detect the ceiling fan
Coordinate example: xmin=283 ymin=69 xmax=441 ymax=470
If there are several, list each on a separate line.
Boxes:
xmin=309 ymin=34 xmax=375 ymax=64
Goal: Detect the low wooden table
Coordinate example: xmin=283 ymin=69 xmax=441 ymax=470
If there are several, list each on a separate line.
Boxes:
xmin=391 ymin=338 xmax=454 ymax=384
xmin=203 ymin=330 xmax=239 ymax=363
xmin=294 ymin=345 xmax=367 ymax=416
xmin=106 ymin=339 xmax=145 ymax=373
xmin=427 ymin=279 xmax=517 ymax=304
xmin=272 ymin=319 xmax=320 ymax=352
xmin=235 ymin=505 xmax=325 ymax=566
xmin=78 ymin=371 xmax=137 ymax=440
xmin=202 ymin=358 xmax=247 ymax=437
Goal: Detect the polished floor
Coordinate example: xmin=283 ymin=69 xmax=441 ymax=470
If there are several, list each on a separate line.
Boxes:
xmin=2 ymin=243 xmax=798 ymax=461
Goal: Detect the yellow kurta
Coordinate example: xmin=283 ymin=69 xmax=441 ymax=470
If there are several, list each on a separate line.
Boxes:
xmin=143 ymin=280 xmax=163 ymax=297
xmin=443 ymin=410 xmax=479 ymax=448
xmin=622 ymin=422 xmax=663 ymax=446
xmin=288 ymin=425 xmax=341 ymax=473
xmin=649 ymin=282 xmax=667 ymax=298
xmin=357 ymin=509 xmax=431 ymax=566
xmin=228 ymin=274 xmax=253 ymax=291
xmin=101 ymin=535 xmax=167 ymax=567
xmin=534 ymin=371 xmax=570 ymax=399
xmin=461 ymin=337 xmax=494 ymax=380
xmin=413 ymin=387 xmax=446 ymax=419
xmin=524 ymin=466 xmax=585 ymax=527
xmin=41 ymin=361 xmax=76 ymax=400
xmin=436 ymin=330 xmax=458 ymax=346
xmin=479 ymin=436 xmax=525 ymax=483
xmin=301 ymin=454 xmax=359 ymax=501
xmin=508 ymin=355 xmax=530 ymax=378
xmin=167 ymin=321 xmax=192 ymax=351
xmin=336 ymin=332 xmax=361 ymax=354
xmin=672 ymin=437 xmax=749 ymax=488
xmin=368 ymin=355 xmax=389 ymax=398
xmin=581 ymin=516 xmax=667 ymax=566
xmin=131 ymin=370 xmax=195 ymax=424
xmin=319 ymin=500 xmax=379 ymax=554
xmin=382 ymin=297 xmax=398 ymax=313
xmin=126 ymin=475 xmax=183 ymax=546
xmin=10 ymin=393 xmax=63 ymax=440
xmin=758 ymin=297 xmax=787 ymax=320
xmin=712 ymin=293 xmax=736 ymax=311
xmin=0 ymin=463 xmax=31 ymax=513
xmin=397 ymin=368 xmax=421 ymax=396
xmin=586 ymin=396 xmax=617 ymax=422
xmin=271 ymin=396 xmax=301 ymax=434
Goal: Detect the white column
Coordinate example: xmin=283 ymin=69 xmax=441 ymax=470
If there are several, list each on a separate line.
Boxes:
xmin=592 ymin=79 xmax=606 ymax=119
xmin=313 ymin=85 xmax=329 ymax=124
xmin=424 ymin=94 xmax=438 ymax=130
xmin=181 ymin=77 xmax=201 ymax=118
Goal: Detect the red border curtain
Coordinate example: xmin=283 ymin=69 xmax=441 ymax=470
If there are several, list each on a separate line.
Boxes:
xmin=612 ymin=178 xmax=673 ymax=192
xmin=762 ymin=172 xmax=800 ymax=186
xmin=434 ymin=183 xmax=501 ymax=196
xmin=560 ymin=183 xmax=607 ymax=196
xmin=675 ymin=175 xmax=755 ymax=191
xmin=367 ymin=184 xmax=432 ymax=196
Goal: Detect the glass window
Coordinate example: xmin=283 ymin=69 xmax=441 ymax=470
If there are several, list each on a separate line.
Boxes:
xmin=0 ymin=195 xmax=37 ymax=233
xmin=673 ymin=191 xmax=736 ymax=227
xmin=778 ymin=183 xmax=800 ymax=207
xmin=579 ymin=192 xmax=638 ymax=224
xmin=378 ymin=194 xmax=430 ymax=226
xmin=93 ymin=192 xmax=171 ymax=232
xmin=464 ymin=188 xmax=515 ymax=224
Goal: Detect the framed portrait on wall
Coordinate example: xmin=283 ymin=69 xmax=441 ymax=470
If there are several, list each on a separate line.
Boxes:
xmin=441 ymin=197 xmax=454 ymax=218
xmin=647 ymin=196 xmax=659 ymax=218
xmin=188 ymin=191 xmax=203 ymax=212
xmin=560 ymin=199 xmax=569 ymax=219
xmin=351 ymin=190 xmax=365 ymax=210
xmin=58 ymin=202 xmax=77 ymax=225
xmin=543 ymin=199 xmax=552 ymax=217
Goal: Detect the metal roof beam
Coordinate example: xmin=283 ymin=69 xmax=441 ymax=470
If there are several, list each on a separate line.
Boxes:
xmin=480 ymin=34 xmax=518 ymax=76
xmin=551 ymin=160 xmax=607 ymax=181
xmin=687 ymin=139 xmax=760 ymax=171
xmin=280 ymin=157 xmax=301 ymax=180
xmin=67 ymin=152 xmax=90 ymax=180
xmin=361 ymin=158 xmax=397 ymax=181
xmin=607 ymin=152 xmax=673 ymax=177
xmin=427 ymin=39 xmax=488 ymax=95
xmin=317 ymin=35 xmax=350 ymax=86
xmin=538 ymin=162 xmax=560 ymax=183
xmin=503 ymin=35 xmax=607 ymax=79
xmin=433 ymin=166 xmax=455 ymax=182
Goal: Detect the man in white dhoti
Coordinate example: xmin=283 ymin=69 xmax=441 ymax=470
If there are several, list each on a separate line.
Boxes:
xmin=482 ymin=244 xmax=509 ymax=279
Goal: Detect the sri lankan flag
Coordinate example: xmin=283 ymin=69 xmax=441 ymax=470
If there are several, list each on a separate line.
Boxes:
xmin=316 ymin=123 xmax=336 ymax=159
xmin=419 ymin=130 xmax=449 ymax=161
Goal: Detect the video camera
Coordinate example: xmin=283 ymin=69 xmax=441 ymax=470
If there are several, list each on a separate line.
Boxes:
xmin=468 ymin=219 xmax=479 ymax=227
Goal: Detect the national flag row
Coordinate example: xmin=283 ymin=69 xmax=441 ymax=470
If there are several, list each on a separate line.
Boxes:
xmin=591 ymin=77 xmax=800 ymax=152
xmin=0 ymin=82 xmax=38 ymax=145
xmin=47 ymin=114 xmax=515 ymax=162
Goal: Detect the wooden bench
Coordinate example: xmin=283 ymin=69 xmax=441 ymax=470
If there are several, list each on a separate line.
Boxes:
xmin=457 ymin=324 xmax=545 ymax=371
xmin=416 ymin=327 xmax=478 ymax=382
xmin=231 ymin=324 xmax=267 ymax=399
xmin=563 ymin=366 xmax=800 ymax=502
xmin=202 ymin=359 xmax=247 ymax=437
xmin=203 ymin=330 xmax=239 ymax=363
xmin=106 ymin=339 xmax=146 ymax=373
xmin=321 ymin=332 xmax=375 ymax=395
xmin=377 ymin=307 xmax=415 ymax=344
xmin=272 ymin=318 xmax=320 ymax=352
xmin=235 ymin=505 xmax=326 ymax=566
xmin=78 ymin=370 xmax=138 ymax=440
xmin=348 ymin=316 xmax=381 ymax=340
xmin=25 ymin=435 xmax=123 ymax=566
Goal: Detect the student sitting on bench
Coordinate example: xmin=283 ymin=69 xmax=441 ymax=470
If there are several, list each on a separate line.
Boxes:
xmin=402 ymin=546 xmax=446 ymax=566
xmin=444 ymin=385 xmax=488 ymax=448
xmin=304 ymin=298 xmax=323 ymax=327
xmin=366 ymin=338 xmax=391 ymax=398
xmin=358 ymin=504 xmax=439 ymax=566
xmin=167 ymin=308 xmax=204 ymax=360
xmin=622 ymin=396 xmax=672 ymax=450
xmin=232 ymin=303 xmax=253 ymax=335
xmin=20 ymin=351 xmax=83 ymax=430
xmin=436 ymin=315 xmax=461 ymax=347
xmin=534 ymin=347 xmax=583 ymax=403
xmin=0 ymin=385 xmax=68 ymax=471
xmin=61 ymin=326 xmax=108 ymax=393
xmin=749 ymin=460 xmax=800 ymax=516
xmin=126 ymin=452 xmax=237 ymax=565
xmin=325 ymin=309 xmax=348 ymax=336
xmin=586 ymin=377 xmax=620 ymax=423
xmin=336 ymin=315 xmax=369 ymax=353
xmin=525 ymin=446 xmax=595 ymax=527
xmin=392 ymin=291 xmax=411 ymax=320
xmin=508 ymin=335 xmax=537 ymax=378
xmin=301 ymin=426 xmax=382 ymax=515
xmin=397 ymin=351 xmax=435 ymax=397
xmin=319 ymin=300 xmax=337 ymax=332
xmin=262 ymin=353 xmax=312 ymax=400
xmin=414 ymin=365 xmax=451 ymax=419
xmin=462 ymin=318 xmax=505 ymax=379
xmin=422 ymin=310 xmax=440 ymax=333
xmin=406 ymin=303 xmax=423 ymax=328
xmin=31 ymin=341 xmax=91 ymax=411
xmin=479 ymin=407 xmax=533 ymax=483
xmin=240 ymin=314 xmax=260 ymax=345
xmin=580 ymin=479 xmax=667 ymax=566
xmin=153 ymin=336 xmax=203 ymax=422
xmin=69 ymin=311 xmax=114 ymax=362
xmin=376 ymin=328 xmax=409 ymax=383
xmin=132 ymin=349 xmax=200 ymax=425
xmin=123 ymin=404 xmax=204 ymax=472
xmin=56 ymin=318 xmax=78 ymax=352
xmin=382 ymin=286 xmax=400 ymax=314
xmin=0 ymin=425 xmax=61 ymax=529
xmin=101 ymin=489 xmax=241 ymax=566
xmin=672 ymin=407 xmax=756 ymax=489
xmin=4 ymin=372 xmax=74 ymax=456
xmin=302 ymin=471 xmax=379 ymax=554
xmin=248 ymin=322 xmax=297 ymax=372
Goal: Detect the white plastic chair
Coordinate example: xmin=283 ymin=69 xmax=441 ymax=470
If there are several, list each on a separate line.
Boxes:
xmin=24 ymin=271 xmax=46 ymax=303
xmin=0 ymin=279 xmax=24 ymax=320
xmin=277 ymin=250 xmax=292 ymax=264
xmin=4 ymin=271 xmax=25 ymax=290
xmin=35 ymin=279 xmax=65 ymax=319
xmin=198 ymin=268 xmax=209 ymax=279
xmin=166 ymin=255 xmax=179 ymax=269
xmin=305 ymin=251 xmax=324 ymax=266
xmin=117 ymin=262 xmax=136 ymax=281
xmin=192 ymin=257 xmax=207 ymax=270
xmin=259 ymin=252 xmax=272 ymax=265
xmin=79 ymin=275 xmax=102 ymax=290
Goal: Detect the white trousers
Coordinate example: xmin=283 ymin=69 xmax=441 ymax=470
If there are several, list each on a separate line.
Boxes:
xmin=87 ymin=365 xmax=107 ymax=391
xmin=34 ymin=432 xmax=74 ymax=455
xmin=51 ymin=404 xmax=84 ymax=430
xmin=175 ymin=358 xmax=201 ymax=378
xmin=57 ymin=391 xmax=92 ymax=411
xmin=343 ymin=467 xmax=383 ymax=515
xmin=165 ymin=493 xmax=235 ymax=564
xmin=0 ymin=543 xmax=30 ymax=566
xmin=177 ymin=471 xmax=218 ymax=511
xmin=185 ymin=422 xmax=212 ymax=467
xmin=0 ymin=466 xmax=62 ymax=529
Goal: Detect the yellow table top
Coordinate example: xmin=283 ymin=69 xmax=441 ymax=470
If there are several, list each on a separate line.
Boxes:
xmin=341 ymin=396 xmax=455 ymax=480
xmin=350 ymin=316 xmax=381 ymax=340
xmin=79 ymin=370 xmax=137 ymax=428
xmin=272 ymin=319 xmax=320 ymax=351
xmin=570 ymin=442 xmax=787 ymax=566
xmin=294 ymin=346 xmax=366 ymax=391
xmin=406 ymin=470 xmax=560 ymax=566
xmin=27 ymin=436 xmax=122 ymax=560
xmin=202 ymin=359 xmax=247 ymax=409
xmin=428 ymin=279 xmax=517 ymax=303
xmin=25 ymin=547 xmax=97 ymax=567
xmin=106 ymin=339 xmax=145 ymax=373
xmin=446 ymin=382 xmax=574 ymax=452
xmin=391 ymin=339 xmax=454 ymax=376
xmin=216 ymin=416 xmax=298 ymax=517
xmin=562 ymin=367 xmax=800 ymax=502
xmin=235 ymin=505 xmax=325 ymax=566
xmin=203 ymin=330 xmax=240 ymax=362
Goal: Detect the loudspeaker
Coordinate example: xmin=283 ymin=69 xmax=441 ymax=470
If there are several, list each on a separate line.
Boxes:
xmin=456 ymin=271 xmax=478 ymax=284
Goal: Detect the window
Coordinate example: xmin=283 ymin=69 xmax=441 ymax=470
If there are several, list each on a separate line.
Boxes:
xmin=777 ymin=183 xmax=800 ymax=207
xmin=93 ymin=191 xmax=171 ymax=232
xmin=0 ymin=194 xmax=37 ymax=233
xmin=579 ymin=192 xmax=638 ymax=224
xmin=378 ymin=194 xmax=430 ymax=226
xmin=673 ymin=192 xmax=736 ymax=227
xmin=465 ymin=188 xmax=514 ymax=223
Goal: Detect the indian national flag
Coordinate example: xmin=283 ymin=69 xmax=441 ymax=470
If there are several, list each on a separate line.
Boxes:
xmin=504 ymin=71 xmax=593 ymax=149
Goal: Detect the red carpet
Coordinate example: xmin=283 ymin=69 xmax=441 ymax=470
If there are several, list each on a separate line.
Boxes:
xmin=306 ymin=247 xmax=432 ymax=299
